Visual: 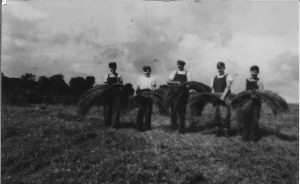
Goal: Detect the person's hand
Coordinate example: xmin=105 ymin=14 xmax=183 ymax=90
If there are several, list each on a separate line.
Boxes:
xmin=189 ymin=89 xmax=196 ymax=93
xmin=220 ymin=96 xmax=225 ymax=101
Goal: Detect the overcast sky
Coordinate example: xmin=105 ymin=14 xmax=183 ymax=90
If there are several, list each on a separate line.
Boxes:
xmin=2 ymin=0 xmax=299 ymax=102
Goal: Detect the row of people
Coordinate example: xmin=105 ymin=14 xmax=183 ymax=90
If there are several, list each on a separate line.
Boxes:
xmin=104 ymin=60 xmax=263 ymax=93
xmin=103 ymin=60 xmax=264 ymax=131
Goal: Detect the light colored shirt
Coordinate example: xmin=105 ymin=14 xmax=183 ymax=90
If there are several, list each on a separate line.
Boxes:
xmin=210 ymin=73 xmax=233 ymax=88
xmin=103 ymin=73 xmax=123 ymax=84
xmin=137 ymin=75 xmax=156 ymax=90
xmin=169 ymin=70 xmax=192 ymax=81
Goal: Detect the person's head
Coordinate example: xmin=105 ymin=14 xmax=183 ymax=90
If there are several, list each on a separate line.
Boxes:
xmin=177 ymin=60 xmax=185 ymax=70
xmin=216 ymin=61 xmax=225 ymax=75
xmin=109 ymin=62 xmax=117 ymax=73
xmin=143 ymin=66 xmax=151 ymax=77
xmin=250 ymin=65 xmax=259 ymax=78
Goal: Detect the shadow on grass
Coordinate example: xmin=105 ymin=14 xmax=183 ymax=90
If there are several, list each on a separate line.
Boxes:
xmin=154 ymin=118 xmax=227 ymax=135
xmin=259 ymin=127 xmax=298 ymax=142
xmin=187 ymin=120 xmax=218 ymax=133
xmin=57 ymin=112 xmax=105 ymax=127
xmin=185 ymin=119 xmax=232 ymax=137
xmin=57 ymin=112 xmax=79 ymax=121
xmin=155 ymin=124 xmax=176 ymax=132
xmin=184 ymin=172 xmax=209 ymax=184
xmin=186 ymin=120 xmax=298 ymax=142
xmin=57 ymin=112 xmax=137 ymax=128
xmin=119 ymin=121 xmax=137 ymax=129
xmin=57 ymin=112 xmax=298 ymax=142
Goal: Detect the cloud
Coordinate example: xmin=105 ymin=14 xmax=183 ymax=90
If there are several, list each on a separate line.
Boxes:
xmin=268 ymin=52 xmax=298 ymax=82
xmin=123 ymin=18 xmax=180 ymax=73
xmin=2 ymin=11 xmax=41 ymax=75
xmin=2 ymin=11 xmax=94 ymax=80
xmin=265 ymin=52 xmax=299 ymax=102
xmin=7 ymin=1 xmax=47 ymax=20
xmin=51 ymin=33 xmax=71 ymax=45
xmin=101 ymin=46 xmax=125 ymax=61
xmin=4 ymin=10 xmax=41 ymax=42
xmin=2 ymin=0 xmax=299 ymax=102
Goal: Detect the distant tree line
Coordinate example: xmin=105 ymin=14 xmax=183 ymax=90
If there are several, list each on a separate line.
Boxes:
xmin=2 ymin=73 xmax=95 ymax=105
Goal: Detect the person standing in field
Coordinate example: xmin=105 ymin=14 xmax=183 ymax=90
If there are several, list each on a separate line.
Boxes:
xmin=103 ymin=62 xmax=123 ymax=127
xmin=210 ymin=61 xmax=233 ymax=135
xmin=168 ymin=60 xmax=192 ymax=84
xmin=237 ymin=65 xmax=264 ymax=140
xmin=136 ymin=66 xmax=156 ymax=131
xmin=167 ymin=60 xmax=193 ymax=130
xmin=246 ymin=65 xmax=264 ymax=90
xmin=104 ymin=62 xmax=123 ymax=85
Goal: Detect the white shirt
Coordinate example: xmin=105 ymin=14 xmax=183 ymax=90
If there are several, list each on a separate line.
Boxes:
xmin=169 ymin=70 xmax=192 ymax=81
xmin=210 ymin=73 xmax=233 ymax=88
xmin=137 ymin=75 xmax=156 ymax=90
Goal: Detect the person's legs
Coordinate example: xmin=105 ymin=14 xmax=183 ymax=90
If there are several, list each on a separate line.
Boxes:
xmin=111 ymin=98 xmax=121 ymax=129
xmin=178 ymin=105 xmax=186 ymax=134
xmin=241 ymin=108 xmax=252 ymax=141
xmin=221 ymin=105 xmax=231 ymax=136
xmin=103 ymin=102 xmax=112 ymax=126
xmin=250 ymin=105 xmax=261 ymax=141
xmin=136 ymin=98 xmax=145 ymax=131
xmin=211 ymin=92 xmax=222 ymax=126
xmin=145 ymin=98 xmax=153 ymax=130
xmin=242 ymin=118 xmax=251 ymax=141
xmin=170 ymin=107 xmax=178 ymax=129
xmin=212 ymin=105 xmax=221 ymax=126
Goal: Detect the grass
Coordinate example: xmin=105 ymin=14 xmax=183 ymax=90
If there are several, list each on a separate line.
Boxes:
xmin=1 ymin=104 xmax=299 ymax=184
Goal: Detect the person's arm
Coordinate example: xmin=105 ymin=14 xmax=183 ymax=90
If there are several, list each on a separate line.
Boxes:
xmin=245 ymin=79 xmax=249 ymax=90
xmin=168 ymin=71 xmax=176 ymax=81
xmin=210 ymin=77 xmax=215 ymax=93
xmin=118 ymin=74 xmax=123 ymax=85
xmin=187 ymin=71 xmax=192 ymax=81
xmin=220 ymin=75 xmax=233 ymax=100
xmin=220 ymin=81 xmax=232 ymax=100
xmin=258 ymin=80 xmax=264 ymax=90
xmin=151 ymin=78 xmax=157 ymax=91
xmin=136 ymin=77 xmax=141 ymax=94
xmin=104 ymin=74 xmax=109 ymax=84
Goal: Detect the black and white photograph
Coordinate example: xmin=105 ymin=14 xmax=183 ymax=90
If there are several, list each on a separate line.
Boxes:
xmin=1 ymin=0 xmax=299 ymax=183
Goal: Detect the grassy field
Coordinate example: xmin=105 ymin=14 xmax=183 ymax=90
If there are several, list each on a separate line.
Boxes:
xmin=1 ymin=104 xmax=299 ymax=184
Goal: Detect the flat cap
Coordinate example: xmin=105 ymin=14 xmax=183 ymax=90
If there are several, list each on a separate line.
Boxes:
xmin=216 ymin=61 xmax=225 ymax=69
xmin=108 ymin=62 xmax=117 ymax=68
xmin=177 ymin=60 xmax=185 ymax=65
xmin=143 ymin=66 xmax=151 ymax=72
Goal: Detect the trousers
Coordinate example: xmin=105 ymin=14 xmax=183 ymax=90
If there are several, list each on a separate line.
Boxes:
xmin=103 ymin=97 xmax=121 ymax=128
xmin=136 ymin=96 xmax=153 ymax=131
